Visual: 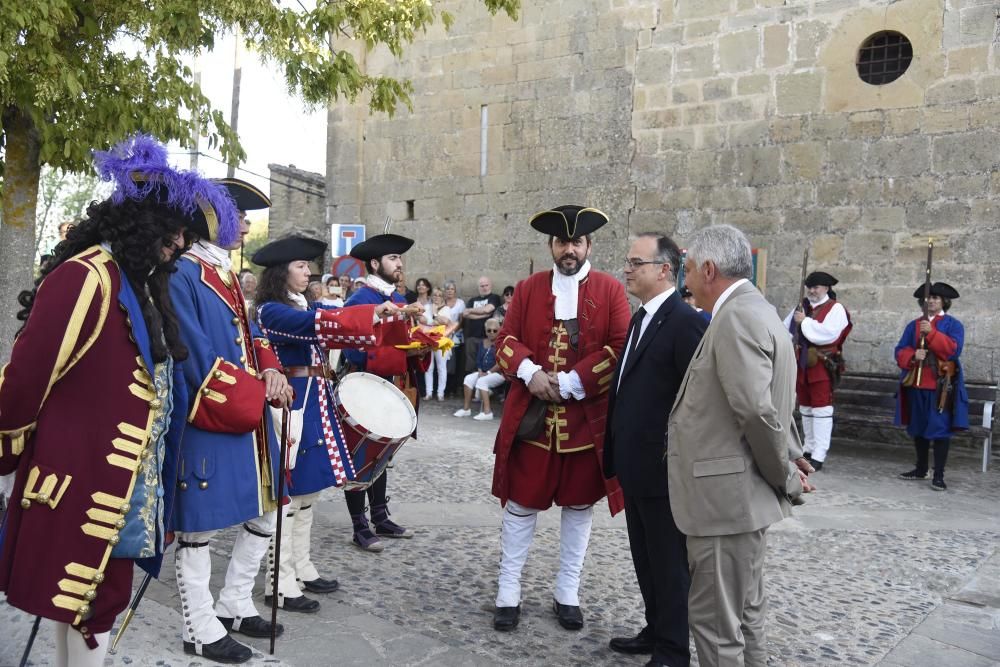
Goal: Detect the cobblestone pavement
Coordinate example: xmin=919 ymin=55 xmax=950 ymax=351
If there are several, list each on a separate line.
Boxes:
xmin=3 ymin=397 xmax=999 ymax=666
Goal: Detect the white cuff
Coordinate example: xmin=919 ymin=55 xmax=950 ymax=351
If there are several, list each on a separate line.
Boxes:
xmin=516 ymin=358 xmax=542 ymax=384
xmin=558 ymin=370 xmax=585 ymax=400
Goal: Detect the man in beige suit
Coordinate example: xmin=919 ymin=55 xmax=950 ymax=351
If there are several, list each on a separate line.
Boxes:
xmin=667 ymin=225 xmax=814 ymax=667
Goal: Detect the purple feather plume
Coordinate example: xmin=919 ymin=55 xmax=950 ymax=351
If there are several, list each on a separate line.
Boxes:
xmin=93 ymin=134 xmax=240 ymax=247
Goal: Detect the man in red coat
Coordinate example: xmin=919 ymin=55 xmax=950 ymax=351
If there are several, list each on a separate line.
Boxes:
xmin=492 ymin=205 xmax=629 ymax=632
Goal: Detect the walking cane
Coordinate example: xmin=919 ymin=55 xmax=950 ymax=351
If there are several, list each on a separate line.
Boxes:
xmin=109 ymin=572 xmax=152 ymax=654
xmin=18 ymin=615 xmax=41 ymax=667
xmin=269 ymin=406 xmax=291 ymax=655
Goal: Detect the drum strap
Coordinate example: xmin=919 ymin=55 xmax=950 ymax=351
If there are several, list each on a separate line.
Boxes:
xmin=314 ymin=348 xmax=354 ymax=485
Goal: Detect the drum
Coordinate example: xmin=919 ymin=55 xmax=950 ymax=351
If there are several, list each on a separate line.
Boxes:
xmin=333 ymin=372 xmax=417 ymax=491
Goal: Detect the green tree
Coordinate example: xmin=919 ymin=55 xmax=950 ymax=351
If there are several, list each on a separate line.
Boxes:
xmin=34 ymin=166 xmax=108 ymax=258
xmin=0 ymin=0 xmax=519 ymax=359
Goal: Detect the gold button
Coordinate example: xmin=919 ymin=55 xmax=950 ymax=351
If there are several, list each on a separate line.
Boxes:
xmin=202 ymin=387 xmax=211 ymax=396
xmin=77 ymin=605 xmax=90 ymax=616
xmin=79 ymin=626 xmax=89 ymax=634
xmin=239 ymin=356 xmax=246 ymax=364
xmin=109 ymin=535 xmax=120 ymax=546
xmin=232 ymin=317 xmax=240 ymax=325
xmin=149 ymin=399 xmax=162 ymax=409
xmin=36 ymin=493 xmax=49 ymax=504
xmin=115 ymin=519 xmax=126 ymax=529
xmin=20 ymin=498 xmax=30 ymax=509
xmin=235 ymin=337 xmax=243 ymax=344
xmin=92 ymin=573 xmax=105 ymax=584
xmin=213 ymin=371 xmax=223 ymax=379
xmin=119 ymin=503 xmax=130 ymax=514
xmin=199 ymin=481 xmax=208 ymax=490
xmin=179 ymin=481 xmax=188 ymax=491
xmin=84 ymin=590 xmax=97 ymax=601
xmin=260 ymin=340 xmax=270 ymax=348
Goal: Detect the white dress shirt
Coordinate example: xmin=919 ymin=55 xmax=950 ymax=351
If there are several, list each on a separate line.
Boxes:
xmin=617 ymin=287 xmax=675 ymax=390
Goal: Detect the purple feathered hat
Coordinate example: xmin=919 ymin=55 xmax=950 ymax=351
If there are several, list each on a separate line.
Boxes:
xmin=93 ymin=134 xmax=240 ymax=247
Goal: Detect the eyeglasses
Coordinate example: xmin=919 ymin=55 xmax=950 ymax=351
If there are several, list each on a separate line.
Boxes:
xmin=485 ymin=328 xmax=500 ymax=333
xmin=623 ymin=257 xmax=667 ymax=270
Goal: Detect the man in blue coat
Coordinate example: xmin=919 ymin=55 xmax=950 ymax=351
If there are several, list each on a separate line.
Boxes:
xmin=169 ymin=179 xmax=294 ymax=664
xmin=341 ymin=234 xmax=430 ymax=552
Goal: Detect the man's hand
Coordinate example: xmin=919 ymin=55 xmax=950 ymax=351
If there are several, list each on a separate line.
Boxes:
xmin=262 ymin=369 xmax=293 ymax=408
xmin=527 ymin=369 xmax=561 ymax=402
xmin=405 ymin=346 xmax=430 ymax=357
xmin=374 ymin=302 xmax=402 ymax=319
xmin=795 ymin=456 xmax=815 ymax=475
xmin=798 ymin=469 xmax=816 ymax=493
xmin=919 ymin=319 xmax=932 ymax=335
xmin=793 ymin=311 xmax=806 ymax=324
xmin=914 ymin=348 xmax=928 ymax=361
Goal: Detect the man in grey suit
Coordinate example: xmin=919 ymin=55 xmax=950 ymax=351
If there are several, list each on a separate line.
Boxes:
xmin=667 ymin=225 xmax=814 ymax=667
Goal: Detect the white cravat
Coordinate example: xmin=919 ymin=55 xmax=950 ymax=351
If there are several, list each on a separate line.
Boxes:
xmin=365 ymin=274 xmax=396 ymax=297
xmin=288 ymin=291 xmax=308 ymax=310
xmin=188 ymin=241 xmax=232 ymax=273
xmin=551 ymin=260 xmax=591 ymax=320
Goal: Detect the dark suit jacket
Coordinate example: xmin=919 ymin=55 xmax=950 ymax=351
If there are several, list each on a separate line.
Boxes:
xmin=603 ymin=290 xmax=707 ymax=497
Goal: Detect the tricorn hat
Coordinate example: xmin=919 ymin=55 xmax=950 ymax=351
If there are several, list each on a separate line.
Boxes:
xmin=349 ymin=233 xmax=414 ymax=262
xmin=804 ymin=271 xmax=838 ymax=288
xmin=93 ymin=134 xmax=240 ymax=247
xmin=251 ymin=235 xmax=327 ymax=268
xmin=214 ymin=177 xmax=271 ymax=211
xmin=529 ymin=205 xmax=608 ymax=239
xmin=913 ymin=282 xmax=960 ymax=299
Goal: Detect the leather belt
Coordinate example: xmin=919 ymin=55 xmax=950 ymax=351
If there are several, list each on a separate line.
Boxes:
xmin=283 ymin=365 xmax=332 ymax=379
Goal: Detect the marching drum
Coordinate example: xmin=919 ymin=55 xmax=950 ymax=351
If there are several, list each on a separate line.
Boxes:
xmin=333 ymin=372 xmax=417 ymax=491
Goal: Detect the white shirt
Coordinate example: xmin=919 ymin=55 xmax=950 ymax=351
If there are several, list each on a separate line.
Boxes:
xmin=712 ymin=279 xmax=750 ymax=318
xmin=617 ymin=287 xmax=675 ymax=390
xmin=782 ymin=295 xmax=849 ymax=345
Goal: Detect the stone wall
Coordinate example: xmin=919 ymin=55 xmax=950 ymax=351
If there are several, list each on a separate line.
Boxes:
xmin=267 ymin=163 xmax=327 ymax=255
xmin=327 ymin=0 xmax=1000 ymax=380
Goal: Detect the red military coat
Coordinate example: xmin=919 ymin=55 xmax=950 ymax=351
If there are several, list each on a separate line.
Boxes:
xmin=492 ymin=269 xmax=629 ymax=516
xmin=0 ymin=248 xmax=165 ymax=638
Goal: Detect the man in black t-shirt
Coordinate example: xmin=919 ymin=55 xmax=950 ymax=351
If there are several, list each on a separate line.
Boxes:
xmin=463 ymin=276 xmax=503 ymax=379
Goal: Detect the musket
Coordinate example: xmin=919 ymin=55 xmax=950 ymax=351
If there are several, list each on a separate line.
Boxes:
xmin=269 ymin=406 xmax=291 ymax=655
xmin=915 ymin=239 xmax=933 ymax=386
xmin=17 ymin=615 xmax=41 ymax=667
xmin=109 ymin=572 xmax=153 ymax=653
xmin=791 ymin=248 xmax=809 ymax=368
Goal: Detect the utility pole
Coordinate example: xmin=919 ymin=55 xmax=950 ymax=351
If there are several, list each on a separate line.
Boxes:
xmin=190 ymin=55 xmax=201 ymax=170
xmin=227 ymin=27 xmax=242 ymax=178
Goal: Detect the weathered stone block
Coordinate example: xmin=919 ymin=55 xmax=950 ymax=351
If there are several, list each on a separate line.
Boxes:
xmin=735 ymin=145 xmax=782 ymax=186
xmin=882 ymin=176 xmax=940 ymax=204
xmin=933 ymin=131 xmax=1000 ymax=173
xmin=925 ymin=79 xmax=977 ymax=105
xmin=635 ymin=48 xmax=673 ymax=85
xmin=846 ymin=111 xmax=884 ymax=139
xmin=885 ymin=109 xmax=922 ymax=136
xmin=922 ymin=106 xmax=970 ymax=134
xmin=904 ymin=201 xmax=970 ymax=232
xmin=672 ymin=82 xmax=701 ymax=104
xmin=729 ymin=120 xmax=770 ymax=146
xmin=867 ymin=136 xmax=931 ymax=178
xmin=703 ymin=78 xmax=734 ymax=101
xmin=676 ymin=44 xmax=715 ymax=79
xmin=817 ymin=179 xmax=882 ymax=206
xmin=756 ymin=183 xmax=815 ymax=208
xmin=720 ymin=29 xmax=760 ymax=74
xmin=810 ymin=234 xmax=844 ymax=265
xmin=719 ymin=99 xmax=758 ymax=122
xmin=686 ymin=151 xmax=718 ymax=186
xmin=793 ymin=20 xmax=830 ymax=65
xmin=763 ymin=23 xmax=789 ymax=68
xmin=959 ymin=5 xmax=998 ymax=46
xmin=683 ymin=104 xmax=718 ymax=126
xmin=684 ymin=19 xmax=721 ymax=41
xmin=775 ymin=72 xmax=822 ymax=115
xmin=723 ymin=209 xmax=780 ymax=234
xmin=770 ymin=117 xmax=804 ymax=143
xmin=698 ymin=126 xmax=728 ymax=150
xmin=825 ymin=141 xmax=865 ymax=179
xmin=738 ymin=74 xmax=771 ymax=95
xmin=860 ymin=206 xmax=906 ymax=232
xmin=634 ymin=108 xmax=683 ymax=130
xmin=677 ymin=0 xmax=732 ymax=20
xmin=783 ymin=142 xmax=823 ymax=181
xmin=808 ymin=114 xmax=848 ymax=140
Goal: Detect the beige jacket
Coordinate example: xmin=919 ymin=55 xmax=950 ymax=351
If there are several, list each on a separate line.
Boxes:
xmin=667 ymin=282 xmax=804 ymax=537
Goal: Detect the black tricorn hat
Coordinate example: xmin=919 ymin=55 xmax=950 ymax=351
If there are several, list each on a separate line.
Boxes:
xmin=913 ymin=282 xmax=960 ymax=299
xmin=805 ymin=271 xmax=838 ymax=288
xmin=349 ymin=233 xmax=414 ymax=262
xmin=529 ymin=205 xmax=608 ymax=239
xmin=213 ymin=177 xmax=271 ymax=211
xmin=251 ymin=235 xmax=327 ymax=268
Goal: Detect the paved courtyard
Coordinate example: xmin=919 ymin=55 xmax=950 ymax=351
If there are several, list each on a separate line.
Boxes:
xmin=3 ymin=397 xmax=999 ymax=666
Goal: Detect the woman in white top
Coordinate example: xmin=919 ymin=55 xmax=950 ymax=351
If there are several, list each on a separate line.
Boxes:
xmin=424 ymin=287 xmax=458 ymax=400
xmin=414 ymin=277 xmax=433 ymax=323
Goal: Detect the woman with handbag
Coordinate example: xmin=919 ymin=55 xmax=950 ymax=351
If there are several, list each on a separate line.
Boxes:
xmin=252 ymin=235 xmax=404 ymax=613
xmin=894 ymin=282 xmax=969 ymax=491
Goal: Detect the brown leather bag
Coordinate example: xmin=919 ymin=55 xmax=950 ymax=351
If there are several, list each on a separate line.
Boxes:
xmin=516 ymin=398 xmax=547 ymax=440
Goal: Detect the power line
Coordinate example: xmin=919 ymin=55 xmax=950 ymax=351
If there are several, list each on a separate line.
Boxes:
xmin=169 ymin=150 xmax=327 ymax=199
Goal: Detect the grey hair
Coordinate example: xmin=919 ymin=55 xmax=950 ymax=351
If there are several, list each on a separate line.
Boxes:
xmin=685 ymin=225 xmax=753 ymax=280
xmin=485 ymin=317 xmax=500 ymax=329
xmin=442 ymin=279 xmax=458 ymax=291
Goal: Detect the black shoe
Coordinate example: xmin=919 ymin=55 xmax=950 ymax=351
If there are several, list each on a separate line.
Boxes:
xmin=899 ymin=469 xmax=929 ymax=480
xmin=183 ymin=635 xmax=253 ymax=664
xmin=804 ymin=452 xmax=814 ymax=463
xmin=493 ymin=605 xmax=521 ymax=631
xmin=811 ymin=460 xmax=823 ymax=472
xmin=932 ymin=478 xmax=947 ymax=491
xmin=218 ymin=614 xmax=283 ymax=638
xmin=302 ymin=577 xmax=340 ymax=594
xmin=264 ymin=594 xmax=320 ymax=613
xmin=552 ymin=600 xmax=584 ymax=630
xmin=609 ymin=630 xmax=655 ymax=655
xmin=644 ymin=660 xmax=669 ymax=667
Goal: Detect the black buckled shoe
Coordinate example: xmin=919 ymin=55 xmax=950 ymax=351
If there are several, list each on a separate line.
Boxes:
xmin=552 ymin=600 xmax=584 ymax=630
xmin=811 ymin=460 xmax=823 ymax=472
xmin=899 ymin=468 xmax=929 ymax=480
xmin=302 ymin=577 xmax=340 ymax=594
xmin=218 ymin=614 xmax=283 ymax=638
xmin=493 ymin=605 xmax=521 ymax=631
xmin=609 ymin=629 xmax=655 ymax=655
xmin=183 ymin=635 xmax=253 ymax=664
xmin=264 ymin=594 xmax=320 ymax=613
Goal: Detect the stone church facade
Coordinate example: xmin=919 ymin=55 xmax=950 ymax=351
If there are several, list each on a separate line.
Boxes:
xmin=269 ymin=0 xmax=1000 ymax=379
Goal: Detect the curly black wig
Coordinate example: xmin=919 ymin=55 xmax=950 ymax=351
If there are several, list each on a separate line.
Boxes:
xmin=17 ymin=196 xmax=192 ymax=362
